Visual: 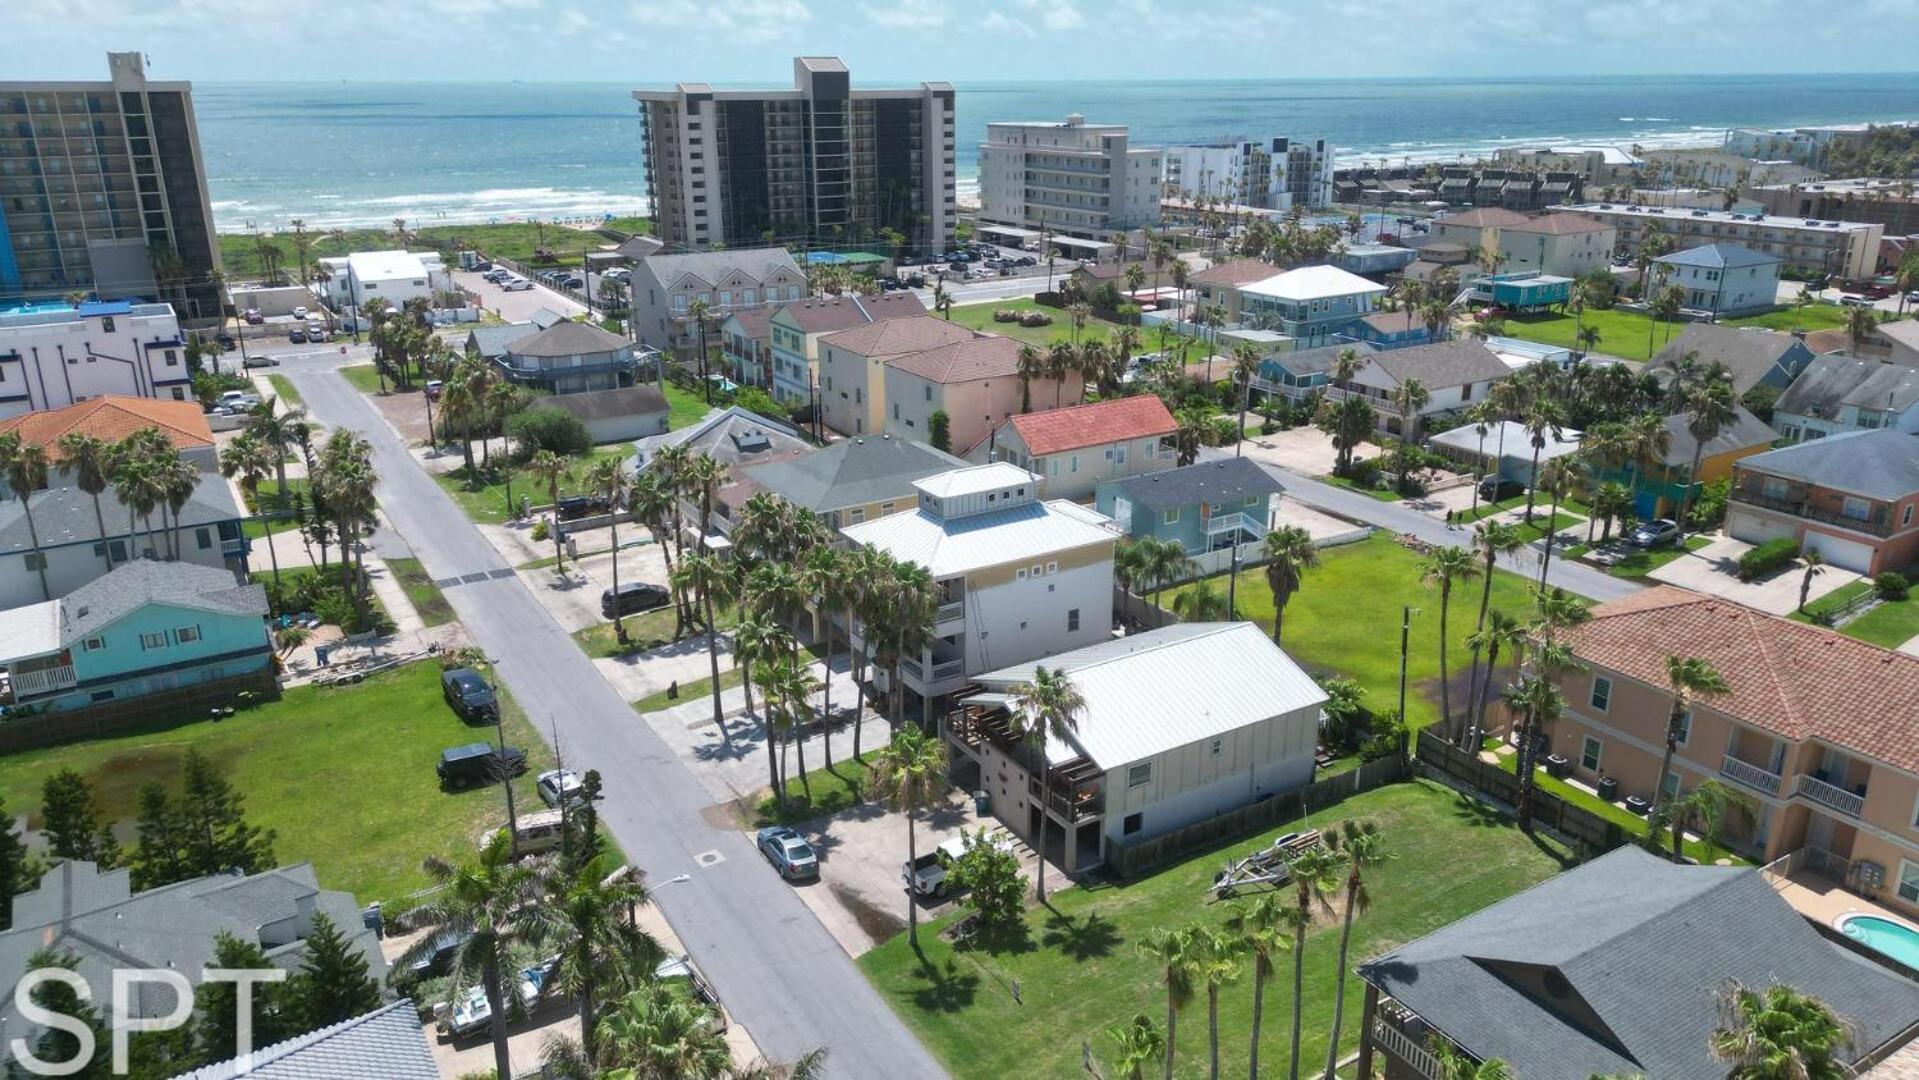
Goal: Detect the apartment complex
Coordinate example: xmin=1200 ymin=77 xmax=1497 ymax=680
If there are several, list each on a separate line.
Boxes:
xmin=1725 ymin=429 xmax=1919 ymax=574
xmin=1161 ymin=137 xmax=1333 ymax=211
xmin=0 ymin=300 xmax=191 ymax=416
xmin=977 ymin=115 xmax=1163 ymax=241
xmin=0 ymin=53 xmax=219 ymax=320
xmin=627 ymin=247 xmax=806 ymax=355
xmin=634 ymin=57 xmax=956 ymax=255
xmin=1555 ymin=203 xmax=1883 ymax=280
xmin=1753 ymin=177 xmax=1919 ymax=232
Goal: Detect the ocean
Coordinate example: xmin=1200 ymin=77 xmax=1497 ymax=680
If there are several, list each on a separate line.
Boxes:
xmin=194 ymin=73 xmax=1919 ymax=232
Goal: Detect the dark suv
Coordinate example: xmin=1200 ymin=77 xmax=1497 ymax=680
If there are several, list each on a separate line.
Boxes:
xmin=438 ymin=742 xmax=527 ymax=790
xmin=441 ymin=667 xmax=498 ymax=722
xmin=602 ymin=581 xmax=671 ymax=619
xmin=555 ymin=494 xmax=611 ymax=521
xmin=1478 ymin=476 xmax=1526 ymax=502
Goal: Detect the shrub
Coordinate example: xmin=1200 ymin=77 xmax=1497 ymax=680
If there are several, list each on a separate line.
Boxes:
xmin=530 ymin=519 xmax=550 ymax=543
xmin=1874 ymin=571 xmax=1910 ymax=601
xmin=1737 ymin=537 xmax=1800 ymax=581
xmin=942 ymin=827 xmax=1025 ymax=932
xmin=1360 ymin=710 xmax=1407 ymax=763
xmin=992 ymin=308 xmax=1019 ymax=323
xmin=1260 ymin=418 xmax=1281 ymax=436
xmin=1017 ymin=311 xmax=1052 ymax=327
xmin=504 ymin=406 xmax=591 ymax=457
xmin=1687 ymin=478 xmax=1730 ymax=528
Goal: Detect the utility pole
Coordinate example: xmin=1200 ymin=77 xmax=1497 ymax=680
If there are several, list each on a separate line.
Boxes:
xmin=1396 ymin=605 xmax=1412 ymax=725
xmin=1227 ymin=539 xmax=1241 ymax=619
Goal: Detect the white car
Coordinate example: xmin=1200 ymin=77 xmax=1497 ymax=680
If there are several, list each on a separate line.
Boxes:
xmin=501 ymin=278 xmax=533 ymax=292
xmin=292 ymin=305 xmax=309 ymax=319
xmin=536 ymin=769 xmax=584 ymax=808
xmin=217 ymin=390 xmax=261 ymax=412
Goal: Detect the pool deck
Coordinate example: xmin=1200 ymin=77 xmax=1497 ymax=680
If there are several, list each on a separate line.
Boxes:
xmin=1766 ymin=869 xmax=1914 ymax=932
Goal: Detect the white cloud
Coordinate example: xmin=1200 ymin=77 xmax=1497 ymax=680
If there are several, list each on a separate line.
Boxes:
xmin=863 ymin=0 xmax=945 ymax=29
xmin=1039 ymin=0 xmax=1084 ymax=30
xmin=628 ymin=0 xmax=811 ymax=42
xmin=980 ymin=10 xmax=1035 ymax=35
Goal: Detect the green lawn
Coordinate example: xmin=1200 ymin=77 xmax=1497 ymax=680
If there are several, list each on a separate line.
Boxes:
xmin=1599 ymin=534 xmax=1712 ymax=578
xmin=944 ymin=298 xmax=1131 ymax=348
xmin=1165 ymin=534 xmax=1544 ymax=732
xmin=572 ymin=601 xmax=708 ymax=659
xmin=663 ymin=381 xmax=714 ymax=430
xmin=266 ymin=374 xmax=303 ymax=408
xmin=858 ymin=779 xmax=1573 ymax=1080
xmin=628 ymin=641 xmax=830 ymax=714
xmin=752 ymin=750 xmax=878 ymax=827
xmin=217 ymin=219 xmax=651 ymax=280
xmin=385 ymin=556 xmax=456 ymax=627
xmin=1787 ymin=579 xmax=1875 ymax=626
xmin=339 ymin=363 xmax=384 ymax=395
xmin=1500 ymin=303 xmax=1866 ymax=363
xmin=434 ymin=445 xmax=631 ymax=526
xmin=1835 ymin=593 xmax=1919 ymax=650
xmin=1318 ymin=473 xmax=1403 ymax=502
xmin=1721 ymin=304 xmax=1854 ymax=332
xmin=1486 ymin=751 xmax=1745 ymax=864
xmin=0 ymin=661 xmax=552 ymax=904
xmin=241 ymin=478 xmax=308 ymax=539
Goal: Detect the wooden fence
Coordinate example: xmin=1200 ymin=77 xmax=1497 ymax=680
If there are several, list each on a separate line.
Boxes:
xmin=1107 ymin=754 xmax=1410 ymax=878
xmin=1413 ymin=729 xmax=1632 ymax=855
xmin=0 ymin=668 xmax=282 ymax=753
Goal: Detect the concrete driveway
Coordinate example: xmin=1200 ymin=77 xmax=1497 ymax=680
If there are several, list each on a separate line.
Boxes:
xmin=1241 ymin=426 xmax=1342 ymax=476
xmin=1648 ymin=535 xmax=1862 ymax=615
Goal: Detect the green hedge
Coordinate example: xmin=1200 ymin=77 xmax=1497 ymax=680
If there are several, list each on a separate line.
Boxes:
xmin=1738 ymin=537 xmax=1800 ymax=581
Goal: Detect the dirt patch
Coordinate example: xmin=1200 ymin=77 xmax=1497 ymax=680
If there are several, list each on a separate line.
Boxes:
xmin=831 ymin=881 xmax=906 ymax=943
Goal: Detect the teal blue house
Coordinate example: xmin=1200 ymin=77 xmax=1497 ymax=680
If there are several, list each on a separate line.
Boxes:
xmin=0 ymin=559 xmax=272 ymax=716
xmin=1095 ymin=458 xmax=1285 ymax=554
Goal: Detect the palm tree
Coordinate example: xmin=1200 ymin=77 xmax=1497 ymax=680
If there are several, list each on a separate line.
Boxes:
xmin=0 ymin=434 xmax=53 ymax=600
xmin=156 ymin=453 xmax=199 ymax=562
xmin=1137 ymin=926 xmax=1204 ymax=1080
xmin=526 ymin=450 xmax=572 ymax=570
xmin=540 ymin=853 xmax=664 ymax=1063
xmin=1518 ymin=396 xmax=1566 ymax=524
xmin=1461 ymin=520 xmax=1523 ymax=745
xmin=584 ymin=458 xmax=634 ymax=642
xmin=1315 ymin=395 xmax=1376 ymax=478
xmin=1046 ymin=341 xmax=1077 ymax=409
xmin=1139 ymin=536 xmax=1194 ymax=621
xmin=869 ymin=724 xmax=948 ymax=949
xmin=1505 ymin=669 xmax=1569 ymax=832
xmin=759 ymin=652 xmax=822 ymax=803
xmin=931 ymin=280 xmax=953 ymax=321
xmin=1261 ymin=526 xmax=1318 ymax=645
xmin=846 ymin=546 xmax=894 ymax=767
xmin=731 ymin=609 xmax=790 ymax=807
xmin=687 ymin=298 xmax=716 ymax=402
xmin=396 ymin=833 xmax=545 ymax=1080
xmin=1619 ymin=410 xmax=1672 ymax=521
xmin=1533 ymin=456 xmax=1585 ymax=588
xmin=584 ymin=982 xmax=731 ymax=1078
xmin=1108 ymin=1014 xmax=1165 ymax=1080
xmin=1428 ymin=1036 xmax=1515 ymax=1080
xmin=1421 ymin=546 xmax=1479 ymax=734
xmin=1226 ymin=893 xmax=1294 ymax=1080
xmin=1652 ymin=778 xmax=1756 ymax=865
xmin=1651 ymin=656 xmax=1731 ymax=824
xmin=1845 ymin=302 xmax=1878 ymax=351
xmin=1192 ymin=928 xmax=1243 ymax=1080
xmin=1230 ymin=344 xmax=1261 ymax=456
xmin=1323 ymin=820 xmax=1390 ymax=1078
xmin=1015 ymin=343 xmax=1044 ymax=414
xmin=1588 ymin=481 xmax=1633 ymax=544
xmin=58 ymin=433 xmax=117 ymax=572
xmin=1284 ymin=846 xmax=1343 ymax=1080
xmin=1797 ymin=550 xmax=1827 ymax=613
xmin=1172 ymin=580 xmax=1230 ymax=621
xmin=1388 ymin=377 xmax=1431 ymax=491
xmin=1676 ymin=376 xmax=1737 ymax=541
xmin=1010 ymin=665 xmax=1086 ymax=902
xmin=675 ymin=553 xmax=738 ymax=740
xmin=1709 ymin=982 xmax=1854 ymax=1080
xmin=1463 ymin=609 xmax=1525 ymax=749
xmin=110 ymin=442 xmax=162 ymax=560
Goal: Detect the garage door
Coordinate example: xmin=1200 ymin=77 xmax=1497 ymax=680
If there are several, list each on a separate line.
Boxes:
xmin=1727 ymin=509 xmax=1795 ymax=546
xmin=1801 ymin=531 xmax=1874 ymax=573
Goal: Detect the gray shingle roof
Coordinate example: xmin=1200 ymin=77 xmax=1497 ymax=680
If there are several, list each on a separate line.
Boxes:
xmin=1660 ymin=405 xmax=1776 ymax=466
xmin=177 ymin=1000 xmax=437 ymax=1080
xmin=1656 ymin=242 xmax=1781 ymax=269
xmin=1359 ymin=339 xmax=1511 ymax=390
xmin=633 ymin=406 xmax=807 ymax=470
xmin=1776 ymin=354 xmax=1919 ymax=420
xmin=465 ymin=321 xmax=540 ymax=360
xmin=1650 ymin=324 xmax=1812 ymax=393
xmin=1735 ymin=428 xmax=1919 ymax=500
xmin=1269 ymin=342 xmax=1377 ymax=377
xmin=0 ymin=476 xmax=242 ymax=554
xmin=61 ymin=558 xmax=265 ymax=643
xmin=537 ymin=385 xmax=669 ymax=423
xmin=743 ymin=433 xmax=964 ymax=513
xmin=1101 ymin=457 xmax=1284 ymax=514
xmin=645 ymin=247 xmax=803 ymax=289
xmin=1359 ymin=846 xmax=1919 ymax=1080
xmin=507 ymin=319 xmax=631 ymax=359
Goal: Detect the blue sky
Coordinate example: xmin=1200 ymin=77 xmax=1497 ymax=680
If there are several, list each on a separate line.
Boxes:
xmin=7 ymin=0 xmax=1919 ymax=82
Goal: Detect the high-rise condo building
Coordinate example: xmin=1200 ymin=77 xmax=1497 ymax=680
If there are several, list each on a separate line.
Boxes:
xmin=976 ymin=115 xmax=1163 ymax=245
xmin=634 ymin=58 xmax=956 ymax=256
xmin=1163 ymin=137 xmax=1334 ymax=211
xmin=0 ymin=53 xmax=220 ymax=322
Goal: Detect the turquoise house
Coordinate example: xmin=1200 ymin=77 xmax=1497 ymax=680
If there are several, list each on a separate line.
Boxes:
xmin=1472 ymin=272 xmax=1572 ymax=311
xmin=0 ymin=559 xmax=272 ymax=716
xmin=1095 ymin=458 xmax=1285 ymax=555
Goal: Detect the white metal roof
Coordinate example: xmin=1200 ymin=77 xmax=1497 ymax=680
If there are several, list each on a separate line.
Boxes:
xmin=345 ymin=250 xmax=433 ymax=283
xmin=1430 ymin=420 xmax=1583 ymax=463
xmin=1241 ymin=265 xmax=1388 ymax=302
xmin=840 ymin=497 xmax=1115 ymax=578
xmin=914 ymin=462 xmax=1038 ymax=500
xmin=0 ymin=599 xmax=64 ymax=662
xmin=975 ymin=622 xmax=1329 ymax=770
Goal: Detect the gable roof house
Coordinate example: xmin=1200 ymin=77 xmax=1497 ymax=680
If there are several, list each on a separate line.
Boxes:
xmin=464 ymin=320 xmax=542 ymax=364
xmin=1772 ymin=353 xmax=1919 ymax=442
xmin=1726 ymin=428 xmax=1919 ymax=574
xmin=495 ymin=319 xmax=646 ymax=395
xmin=882 ymin=332 xmax=1085 ymax=454
xmin=952 ymin=622 xmax=1326 ymax=873
xmin=1649 ymin=324 xmax=1816 ymax=395
xmin=817 ymin=315 xmax=980 ymax=438
xmin=628 ymin=247 xmax=808 ymax=356
xmin=742 ymin=432 xmax=964 ymax=529
xmin=1236 ymin=265 xmax=1389 ymax=347
xmin=633 ymin=406 xmax=811 ymax=547
xmin=720 ymin=306 xmax=779 ymax=389
xmin=1339 ymin=339 xmax=1513 ymax=436
xmin=1653 ymin=242 xmax=1784 ymax=316
xmin=179 ymin=1000 xmax=437 ymax=1080
xmin=1586 ymin=404 xmax=1777 ymax=520
xmin=1189 ymin=258 xmax=1283 ymax=323
xmin=966 ymin=395 xmax=1177 ymax=501
xmin=767 ymin=293 xmax=926 ymax=409
xmin=0 ymin=395 xmax=218 ymax=478
xmin=1495 ymin=212 xmax=1616 ymax=277
xmin=1356 ymin=846 xmax=1919 ymax=1080
xmin=1094 ymin=456 xmax=1285 ymax=555
xmin=1257 ymin=341 xmax=1379 ymax=403
xmin=535 ymin=384 xmax=671 ymax=444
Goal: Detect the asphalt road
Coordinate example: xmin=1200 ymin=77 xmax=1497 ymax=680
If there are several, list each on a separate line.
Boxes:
xmin=289 ymin=368 xmax=944 ymax=1079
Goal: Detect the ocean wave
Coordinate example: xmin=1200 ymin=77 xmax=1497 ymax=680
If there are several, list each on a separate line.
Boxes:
xmin=222 ymin=187 xmax=654 ymax=230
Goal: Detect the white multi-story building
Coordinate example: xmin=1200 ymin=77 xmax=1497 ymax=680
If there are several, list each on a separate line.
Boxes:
xmin=634 ymin=57 xmax=956 ymax=255
xmin=840 ymin=462 xmax=1116 ymax=719
xmin=1555 ymin=203 xmax=1883 ymax=281
xmin=977 ymin=115 xmax=1163 ymax=242
xmin=1162 ymin=137 xmax=1332 ymax=211
xmin=316 ymin=250 xmax=452 ymax=318
xmin=0 ymin=300 xmax=190 ymax=417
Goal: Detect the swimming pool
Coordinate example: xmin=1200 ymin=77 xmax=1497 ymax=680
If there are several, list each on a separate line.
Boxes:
xmin=1837 ymin=913 xmax=1919 ymax=970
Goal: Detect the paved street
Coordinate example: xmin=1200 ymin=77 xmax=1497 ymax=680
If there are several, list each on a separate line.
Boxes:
xmin=288 ymin=367 xmax=943 ymax=1079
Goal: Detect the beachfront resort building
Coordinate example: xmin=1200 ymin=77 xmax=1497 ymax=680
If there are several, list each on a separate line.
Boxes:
xmin=0 ymin=301 xmax=191 ymax=416
xmin=976 ymin=115 xmax=1163 ymax=245
xmin=945 ymin=622 xmax=1326 ymax=873
xmin=1555 ymin=203 xmax=1883 ymax=280
xmin=840 ymin=462 xmax=1117 ymax=718
xmin=0 ymin=52 xmax=221 ymax=321
xmin=1161 ymin=137 xmax=1334 ymax=212
xmin=633 ymin=57 xmax=956 ymax=255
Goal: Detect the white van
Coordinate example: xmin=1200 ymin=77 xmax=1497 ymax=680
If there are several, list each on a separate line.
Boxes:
xmin=478 ymin=808 xmax=567 ymax=855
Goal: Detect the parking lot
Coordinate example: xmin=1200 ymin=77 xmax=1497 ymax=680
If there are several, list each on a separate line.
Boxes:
xmin=455 ymin=268 xmax=587 ymax=323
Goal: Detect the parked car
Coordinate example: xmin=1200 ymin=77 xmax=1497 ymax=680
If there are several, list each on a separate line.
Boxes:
xmin=306 ymin=324 xmax=328 ymax=342
xmin=439 ymin=984 xmax=492 ymax=1040
xmin=243 ymin=308 xmax=263 ymax=324
xmin=1626 ymin=518 xmax=1679 ymax=548
xmin=472 ymin=259 xmax=494 ymax=271
xmin=756 ymin=826 xmax=819 ymax=881
xmin=477 ymin=808 xmax=566 ymax=856
xmin=217 ymin=390 xmax=261 ymax=412
xmin=501 ymin=278 xmax=533 ymax=292
xmin=215 ymin=333 xmax=236 ymax=351
xmin=408 ymin=928 xmax=473 ymax=977
xmin=1839 ymin=294 xmax=1874 ymax=308
xmin=292 ymin=305 xmax=308 ymax=319
xmin=560 ymin=276 xmax=584 ymax=289
xmin=287 ymin=326 xmax=307 ymax=344
xmin=425 ymin=379 xmax=444 ymax=401
xmin=555 ymin=494 xmax=610 ymax=521
xmin=242 ymin=355 xmax=279 ymax=369
xmin=536 ymin=769 xmax=585 ymax=808
xmin=601 ymin=581 xmax=669 ymax=618
xmin=441 ymin=666 xmax=499 ymax=722
xmin=437 ymin=742 xmax=525 ymax=790
xmin=903 ymin=832 xmax=1016 ymax=898
xmin=1478 ymin=476 xmax=1526 ymax=502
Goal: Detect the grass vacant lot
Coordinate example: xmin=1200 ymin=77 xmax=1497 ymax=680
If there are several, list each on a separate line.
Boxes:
xmin=0 ymin=661 xmax=551 ymax=904
xmin=217 ymin=219 xmax=652 ymax=279
xmin=944 ymin=297 xmax=1133 ymax=349
xmin=1501 ymin=303 xmax=1866 ymax=363
xmin=435 ymin=445 xmax=630 ymax=526
xmin=1721 ymin=303 xmax=1856 ymax=332
xmin=1167 ymin=534 xmax=1542 ymax=732
xmin=339 ymin=363 xmax=384 ymax=395
xmin=241 ymin=478 xmax=309 ymax=539
xmin=385 ymin=556 xmax=456 ymax=627
xmin=751 ymin=750 xmax=878 ymax=827
xmin=265 ymin=374 xmax=303 ymax=408
xmin=1836 ymin=592 xmax=1919 ymax=650
xmin=859 ymin=779 xmax=1573 ymax=1080
xmin=663 ymin=381 xmax=715 ymax=430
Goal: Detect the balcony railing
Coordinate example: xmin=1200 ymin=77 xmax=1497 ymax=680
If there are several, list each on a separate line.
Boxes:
xmin=9 ymin=664 xmax=77 ymax=698
xmin=1793 ymin=773 xmax=1866 ymax=818
xmin=1720 ymin=754 xmax=1784 ymax=796
xmin=1371 ymin=1018 xmax=1441 ymax=1080
xmin=1729 ymin=489 xmax=1897 ymax=537
xmin=935 ymin=599 xmax=965 ymax=625
xmin=900 ymin=657 xmax=966 ymax=686
xmin=1204 ymin=511 xmax=1264 ymax=538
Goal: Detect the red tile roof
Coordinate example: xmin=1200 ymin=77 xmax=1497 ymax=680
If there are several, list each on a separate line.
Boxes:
xmin=887 ymin=334 xmax=1025 ymax=384
xmin=1004 ymin=395 xmax=1176 ymax=456
xmin=0 ymin=396 xmax=214 ymax=460
xmin=1566 ymin=585 xmax=1919 ymax=772
xmin=1190 ymin=259 xmax=1277 ymax=287
xmin=820 ymin=315 xmax=976 ymax=357
xmin=1505 ymin=212 xmax=1612 ymax=235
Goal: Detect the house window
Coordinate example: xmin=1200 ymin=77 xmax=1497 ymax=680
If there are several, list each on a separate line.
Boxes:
xmin=1016 ymin=568 xmax=1028 ymax=580
xmin=1842 ymin=496 xmax=1872 ymax=521
xmin=881 ymin=501 xmax=895 ymax=515
xmin=1673 ymin=710 xmax=1691 ymax=747
xmin=1127 ymin=763 xmax=1152 ymax=788
xmin=1069 ymin=456 xmax=1079 ymax=473
xmin=1900 ymin=860 xmax=1919 ymax=905
xmin=176 ymin=625 xmax=201 ymax=643
xmin=1031 ymin=564 xmax=1043 ymax=578
xmin=1589 ymin=677 xmax=1611 ymax=712
xmin=164 ymin=349 xmax=178 ymax=366
xmin=1123 ymin=812 xmax=1144 ymax=836
xmin=1163 ymin=508 xmax=1180 ymax=525
xmin=848 ymin=507 xmax=865 ymax=523
xmin=82 ymin=636 xmax=104 ymax=652
xmin=1210 ymin=737 xmax=1223 ymax=756
xmin=140 ymin=631 xmax=167 ymax=650
xmin=1580 ymin=736 xmax=1602 ymax=772
xmin=924 ymin=385 xmax=932 ymax=402
xmin=1661 ymin=769 xmax=1681 ymax=801
xmin=1046 ymin=562 xmax=1057 ymax=574
xmin=1067 ymin=608 xmax=1080 ymax=632
xmin=196 ymin=528 xmax=212 ymax=550
xmin=1906 ymin=505 xmax=1915 ymax=527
